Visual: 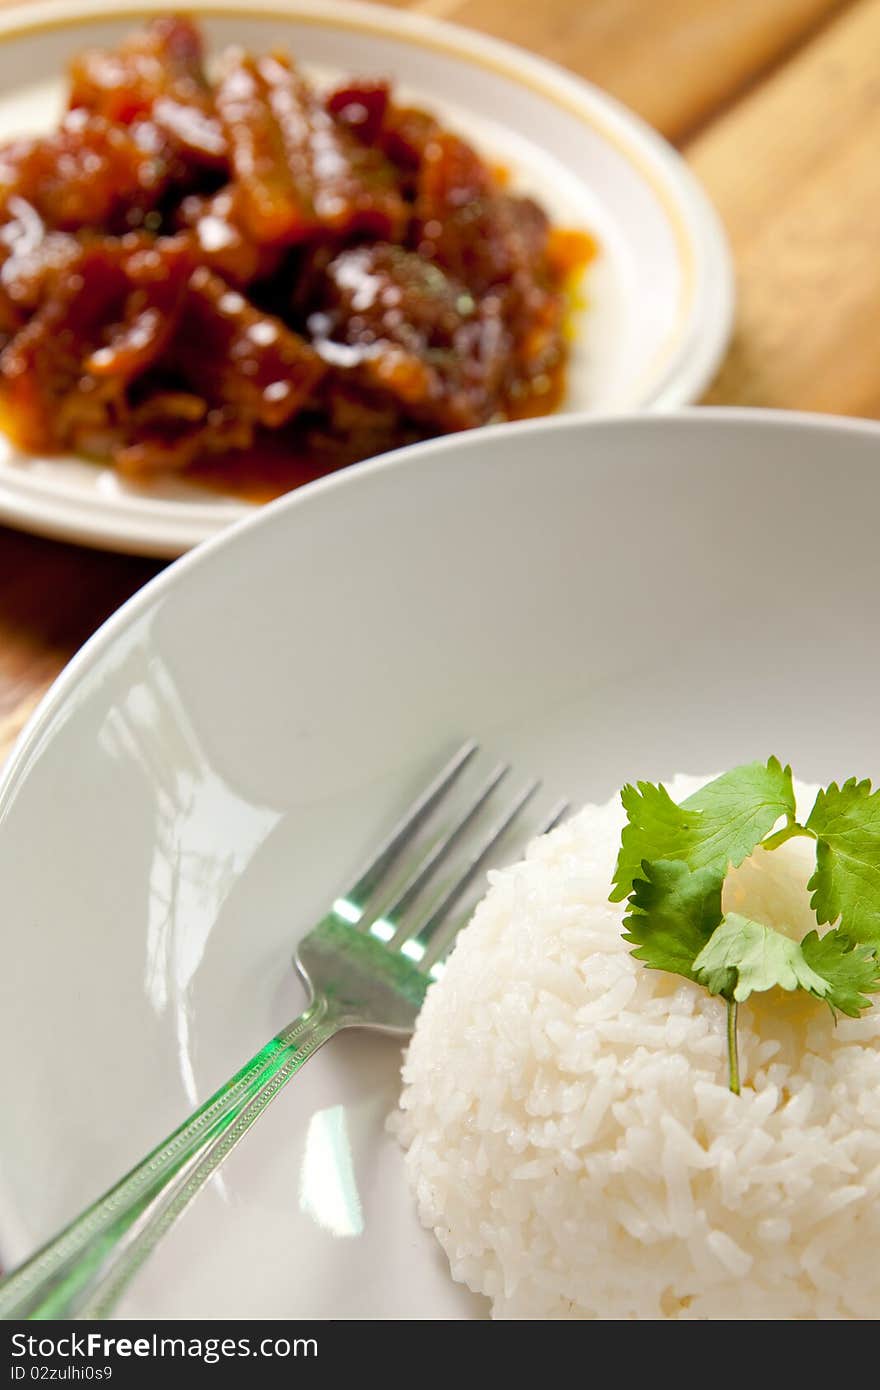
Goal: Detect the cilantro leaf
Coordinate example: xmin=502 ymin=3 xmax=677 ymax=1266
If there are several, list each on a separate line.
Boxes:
xmin=623 ymin=860 xmax=722 ymax=982
xmin=800 ymin=928 xmax=880 ymax=1017
xmin=610 ymin=781 xmax=695 ymax=902
xmin=610 ymin=758 xmax=795 ymax=902
xmin=806 ymin=778 xmax=880 ymax=946
xmin=681 ymin=757 xmax=795 ymax=834
xmin=693 ymin=913 xmax=830 ymax=1003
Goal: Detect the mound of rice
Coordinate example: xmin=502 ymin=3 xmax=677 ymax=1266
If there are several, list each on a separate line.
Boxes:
xmin=395 ymin=776 xmax=880 ymax=1320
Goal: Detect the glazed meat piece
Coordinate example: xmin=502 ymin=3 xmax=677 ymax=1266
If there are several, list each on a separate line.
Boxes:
xmin=172 ymin=266 xmax=324 ymax=429
xmin=415 ymin=132 xmax=551 ymax=293
xmin=176 ymin=186 xmax=284 ymax=286
xmin=216 ymin=50 xmax=408 ymax=245
xmin=116 ymin=395 xmax=253 ymax=476
xmin=116 ymin=264 xmax=326 ymax=476
xmin=326 ymin=82 xmax=390 ymax=144
xmin=0 ymin=112 xmax=169 ymax=233
xmin=303 ymin=379 xmax=424 ymax=469
xmin=410 ymin=131 xmax=569 ymax=397
xmin=0 ymin=233 xmax=191 ymax=453
xmin=379 ymin=106 xmax=440 ymax=175
xmin=0 ymin=200 xmax=81 ymax=333
xmin=69 ymin=14 xmax=226 ymax=170
xmin=86 ymin=237 xmax=193 ymax=383
xmin=308 ymin=243 xmax=509 ymax=430
xmin=326 ymin=83 xmax=439 ymax=176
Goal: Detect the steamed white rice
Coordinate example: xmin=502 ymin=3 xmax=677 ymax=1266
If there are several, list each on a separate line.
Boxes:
xmin=395 ymin=776 xmax=880 ymax=1320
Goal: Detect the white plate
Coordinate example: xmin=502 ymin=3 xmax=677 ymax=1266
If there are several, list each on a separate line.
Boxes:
xmin=1 ymin=408 xmax=879 ymax=1319
xmin=0 ymin=0 xmax=733 ymax=558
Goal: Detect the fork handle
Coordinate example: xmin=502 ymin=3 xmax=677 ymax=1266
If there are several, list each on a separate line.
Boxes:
xmin=0 ymin=993 xmax=346 ymax=1321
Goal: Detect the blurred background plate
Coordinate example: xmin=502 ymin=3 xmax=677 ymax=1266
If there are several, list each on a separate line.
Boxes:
xmin=0 ymin=409 xmax=878 ymax=1318
xmin=0 ymin=0 xmax=732 ymax=557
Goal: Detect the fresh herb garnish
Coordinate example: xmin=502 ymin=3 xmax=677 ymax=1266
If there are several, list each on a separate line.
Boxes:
xmin=610 ymin=758 xmax=795 ymax=903
xmin=806 ymin=779 xmax=880 ymax=942
xmin=611 ymin=760 xmax=880 ymax=1094
xmin=623 ymin=860 xmax=722 ymax=981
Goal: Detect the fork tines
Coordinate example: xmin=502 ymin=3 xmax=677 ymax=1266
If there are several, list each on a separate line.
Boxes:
xmin=331 ymin=740 xmax=567 ymax=974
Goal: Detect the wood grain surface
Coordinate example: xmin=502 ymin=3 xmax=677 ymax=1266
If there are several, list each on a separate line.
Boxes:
xmin=0 ymin=0 xmax=873 ymax=764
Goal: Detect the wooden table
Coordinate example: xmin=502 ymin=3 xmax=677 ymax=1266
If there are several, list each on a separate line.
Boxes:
xmin=0 ymin=0 xmax=874 ymax=763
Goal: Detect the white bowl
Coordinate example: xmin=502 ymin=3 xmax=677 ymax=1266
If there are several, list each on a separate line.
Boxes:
xmin=5 ymin=408 xmax=872 ymax=1320
xmin=0 ymin=0 xmax=732 ymax=556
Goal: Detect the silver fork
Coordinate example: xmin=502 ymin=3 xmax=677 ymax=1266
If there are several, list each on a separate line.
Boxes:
xmin=0 ymin=740 xmax=564 ymax=1321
